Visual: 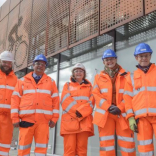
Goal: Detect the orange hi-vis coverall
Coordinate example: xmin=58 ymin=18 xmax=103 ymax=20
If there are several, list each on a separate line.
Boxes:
xmin=60 ymin=78 xmax=95 ymax=156
xmin=0 ymin=69 xmax=17 ymax=156
xmin=11 ymin=72 xmax=59 ymax=156
xmin=93 ymin=68 xmax=136 ymax=156
xmin=124 ymin=64 xmax=156 ymax=156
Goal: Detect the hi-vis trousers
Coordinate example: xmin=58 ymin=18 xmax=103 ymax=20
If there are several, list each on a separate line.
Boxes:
xmin=98 ymin=114 xmax=136 ymax=156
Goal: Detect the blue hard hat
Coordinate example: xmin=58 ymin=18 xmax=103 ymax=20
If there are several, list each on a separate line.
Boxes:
xmin=134 ymin=43 xmax=153 ymax=56
xmin=33 ymin=54 xmax=48 ymax=66
xmin=102 ymin=49 xmax=117 ymax=60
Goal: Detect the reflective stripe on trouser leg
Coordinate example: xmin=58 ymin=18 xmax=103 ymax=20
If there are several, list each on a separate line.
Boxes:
xmin=137 ymin=117 xmax=154 ymax=155
xmin=34 ymin=123 xmax=49 ymax=155
xmin=0 ymin=114 xmax=13 ymax=155
xmin=76 ymin=131 xmax=89 ymax=156
xmin=64 ymin=134 xmax=76 ymax=156
xmin=98 ymin=115 xmax=116 ymax=156
xmin=18 ymin=126 xmax=34 ymax=156
xmin=116 ymin=118 xmax=136 ymax=156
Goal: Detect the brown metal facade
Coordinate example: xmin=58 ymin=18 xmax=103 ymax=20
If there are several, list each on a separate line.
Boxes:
xmin=0 ymin=0 xmax=156 ymax=72
xmin=145 ymin=0 xmax=156 ymax=14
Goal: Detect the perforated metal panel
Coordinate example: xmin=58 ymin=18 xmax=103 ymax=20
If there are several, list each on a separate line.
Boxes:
xmin=100 ymin=0 xmax=143 ymax=34
xmin=47 ymin=0 xmax=70 ymax=56
xmin=69 ymin=0 xmax=99 ymax=48
xmin=0 ymin=16 xmax=8 ymax=52
xmin=28 ymin=0 xmax=48 ymax=65
xmin=10 ymin=0 xmax=20 ymax=11
xmin=12 ymin=0 xmax=33 ymax=72
xmin=145 ymin=0 xmax=156 ymax=14
xmin=0 ymin=0 xmax=10 ymax=21
xmin=6 ymin=5 xmax=19 ymax=52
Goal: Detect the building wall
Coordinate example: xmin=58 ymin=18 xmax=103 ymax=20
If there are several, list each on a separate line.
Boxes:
xmin=1 ymin=0 xmax=156 ymax=155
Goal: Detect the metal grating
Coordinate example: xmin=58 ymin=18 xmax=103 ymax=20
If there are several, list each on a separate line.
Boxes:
xmin=69 ymin=0 xmax=99 ymax=47
xmin=47 ymin=0 xmax=70 ymax=56
xmin=0 ymin=0 xmax=10 ymax=21
xmin=100 ymin=0 xmax=143 ymax=34
xmin=145 ymin=0 xmax=156 ymax=14
xmin=28 ymin=0 xmax=48 ymax=65
xmin=10 ymin=0 xmax=20 ymax=11
xmin=12 ymin=0 xmax=32 ymax=71
xmin=116 ymin=11 xmax=156 ymax=50
xmin=0 ymin=16 xmax=8 ymax=52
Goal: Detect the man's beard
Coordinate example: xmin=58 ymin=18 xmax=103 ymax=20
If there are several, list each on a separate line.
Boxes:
xmin=0 ymin=65 xmax=12 ymax=75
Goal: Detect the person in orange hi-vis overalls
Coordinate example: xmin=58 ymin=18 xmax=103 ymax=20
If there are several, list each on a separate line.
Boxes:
xmin=11 ymin=54 xmax=59 ymax=156
xmin=93 ymin=49 xmax=136 ymax=156
xmin=124 ymin=43 xmax=156 ymax=156
xmin=0 ymin=51 xmax=17 ymax=156
xmin=60 ymin=63 xmax=95 ymax=156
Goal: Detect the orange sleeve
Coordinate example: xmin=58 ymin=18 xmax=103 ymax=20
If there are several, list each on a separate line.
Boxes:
xmin=92 ymin=75 xmax=110 ymax=111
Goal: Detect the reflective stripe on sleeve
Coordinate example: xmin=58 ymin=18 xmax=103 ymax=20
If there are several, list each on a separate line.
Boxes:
xmin=126 ymin=109 xmax=134 ymax=115
xmin=99 ymin=99 xmax=106 ymax=107
xmin=100 ymin=88 xmax=108 ymax=93
xmin=0 ymin=151 xmax=9 ymax=156
xmin=147 ymin=87 xmax=156 ymax=91
xmin=64 ymin=101 xmax=77 ymax=113
xmin=93 ymin=84 xmax=98 ymax=90
xmin=61 ymin=93 xmax=70 ymax=104
xmin=36 ymin=109 xmax=53 ymax=115
xmin=0 ymin=143 xmax=10 ymax=148
xmin=12 ymin=91 xmax=21 ymax=98
xmin=51 ymin=93 xmax=59 ymax=98
xmin=119 ymin=89 xmax=124 ymax=93
xmin=11 ymin=109 xmax=19 ymax=113
xmin=139 ymin=151 xmax=154 ymax=156
xmin=124 ymin=91 xmax=133 ymax=97
xmin=95 ymin=108 xmax=106 ymax=114
xmin=53 ymin=109 xmax=59 ymax=114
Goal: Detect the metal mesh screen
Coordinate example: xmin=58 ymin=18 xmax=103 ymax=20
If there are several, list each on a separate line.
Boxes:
xmin=100 ymin=0 xmax=143 ymax=34
xmin=12 ymin=0 xmax=32 ymax=71
xmin=28 ymin=0 xmax=48 ymax=65
xmin=0 ymin=0 xmax=10 ymax=21
xmin=69 ymin=0 xmax=99 ymax=47
xmin=10 ymin=0 xmax=20 ymax=11
xmin=47 ymin=0 xmax=70 ymax=56
xmin=0 ymin=16 xmax=8 ymax=52
xmin=145 ymin=0 xmax=156 ymax=14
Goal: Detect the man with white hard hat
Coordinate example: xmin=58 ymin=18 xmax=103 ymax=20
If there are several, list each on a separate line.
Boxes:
xmin=0 ymin=51 xmax=17 ymax=155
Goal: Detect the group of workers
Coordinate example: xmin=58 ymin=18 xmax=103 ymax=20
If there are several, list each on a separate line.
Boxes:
xmin=0 ymin=42 xmax=155 ymax=156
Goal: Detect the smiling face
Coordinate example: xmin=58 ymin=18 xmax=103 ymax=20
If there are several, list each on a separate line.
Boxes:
xmin=135 ymin=52 xmax=151 ymax=67
xmin=103 ymin=57 xmax=117 ymax=69
xmin=73 ymin=68 xmax=85 ymax=82
xmin=33 ymin=60 xmax=46 ymax=76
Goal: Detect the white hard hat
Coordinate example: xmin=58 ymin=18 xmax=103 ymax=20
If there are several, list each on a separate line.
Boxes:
xmin=0 ymin=51 xmax=14 ymax=62
xmin=72 ymin=63 xmax=86 ymax=72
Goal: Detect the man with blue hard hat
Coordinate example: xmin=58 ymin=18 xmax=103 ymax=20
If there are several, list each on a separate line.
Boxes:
xmin=124 ymin=43 xmax=156 ymax=155
xmin=11 ymin=54 xmax=60 ymax=155
xmin=93 ymin=49 xmax=136 ymax=156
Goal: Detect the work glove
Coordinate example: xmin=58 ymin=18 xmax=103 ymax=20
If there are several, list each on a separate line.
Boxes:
xmin=108 ymin=105 xmax=121 ymax=115
xmin=49 ymin=121 xmax=56 ymax=128
xmin=76 ymin=110 xmax=82 ymax=118
xmin=128 ymin=117 xmax=138 ymax=133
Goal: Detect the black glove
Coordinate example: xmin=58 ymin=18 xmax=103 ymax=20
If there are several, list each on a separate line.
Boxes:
xmin=108 ymin=105 xmax=121 ymax=115
xmin=19 ymin=121 xmax=34 ymax=128
xmin=76 ymin=110 xmax=82 ymax=118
